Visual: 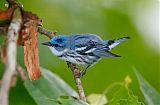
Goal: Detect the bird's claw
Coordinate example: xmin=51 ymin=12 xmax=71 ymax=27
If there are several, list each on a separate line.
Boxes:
xmin=80 ymin=69 xmax=86 ymax=77
xmin=66 ymin=61 xmax=70 ymax=68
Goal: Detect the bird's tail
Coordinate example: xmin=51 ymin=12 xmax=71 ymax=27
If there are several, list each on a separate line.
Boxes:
xmin=103 ymin=36 xmax=130 ymax=50
xmin=95 ymin=36 xmax=130 ymax=57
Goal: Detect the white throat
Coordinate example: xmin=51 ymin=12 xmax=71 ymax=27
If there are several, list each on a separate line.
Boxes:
xmin=49 ymin=47 xmax=67 ymax=56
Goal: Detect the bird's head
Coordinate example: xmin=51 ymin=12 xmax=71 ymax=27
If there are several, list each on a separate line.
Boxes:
xmin=42 ymin=35 xmax=69 ymax=56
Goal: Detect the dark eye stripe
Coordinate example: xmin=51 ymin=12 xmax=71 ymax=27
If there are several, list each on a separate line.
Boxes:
xmin=50 ymin=43 xmax=59 ymax=47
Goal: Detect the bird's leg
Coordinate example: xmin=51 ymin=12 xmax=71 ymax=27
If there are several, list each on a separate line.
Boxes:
xmin=66 ymin=61 xmax=81 ymax=78
xmin=80 ymin=65 xmax=90 ymax=77
xmin=67 ymin=61 xmax=90 ymax=77
xmin=66 ymin=61 xmax=71 ymax=68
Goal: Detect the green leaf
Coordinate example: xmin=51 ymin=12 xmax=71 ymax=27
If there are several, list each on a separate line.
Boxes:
xmin=24 ymin=68 xmax=88 ymax=105
xmin=134 ymin=69 xmax=160 ymax=105
xmin=87 ymin=93 xmax=108 ymax=105
xmin=118 ymin=92 xmax=145 ymax=105
xmin=107 ymin=75 xmax=145 ymax=105
xmin=107 ymin=87 xmax=145 ymax=105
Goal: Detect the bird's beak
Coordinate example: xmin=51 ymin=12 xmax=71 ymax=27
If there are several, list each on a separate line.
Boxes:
xmin=42 ymin=42 xmax=51 ymax=46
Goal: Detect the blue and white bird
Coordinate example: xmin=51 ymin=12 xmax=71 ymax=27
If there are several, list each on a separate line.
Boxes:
xmin=42 ymin=34 xmax=130 ymax=76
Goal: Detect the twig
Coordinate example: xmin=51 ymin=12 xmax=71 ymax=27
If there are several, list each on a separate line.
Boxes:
xmin=0 ymin=26 xmax=57 ymax=39
xmin=16 ymin=65 xmax=28 ymax=81
xmin=67 ymin=62 xmax=86 ymax=102
xmin=38 ymin=26 xmax=56 ymax=39
xmin=0 ymin=7 xmax=22 ymax=105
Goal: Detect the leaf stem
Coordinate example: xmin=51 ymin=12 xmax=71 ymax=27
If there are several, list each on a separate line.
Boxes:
xmin=103 ymin=82 xmax=123 ymax=95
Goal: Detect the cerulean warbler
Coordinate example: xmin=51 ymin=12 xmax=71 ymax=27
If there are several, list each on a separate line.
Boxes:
xmin=42 ymin=34 xmax=130 ymax=76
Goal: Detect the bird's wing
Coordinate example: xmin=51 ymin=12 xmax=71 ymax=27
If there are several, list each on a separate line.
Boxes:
xmin=93 ymin=49 xmax=121 ymax=57
xmin=69 ymin=34 xmax=102 ymax=55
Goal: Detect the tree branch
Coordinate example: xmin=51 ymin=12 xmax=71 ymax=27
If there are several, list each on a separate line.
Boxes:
xmin=67 ymin=62 xmax=86 ymax=102
xmin=0 ymin=26 xmax=56 ymax=39
xmin=16 ymin=65 xmax=28 ymax=81
xmin=0 ymin=7 xmax=22 ymax=105
xmin=38 ymin=26 xmax=56 ymax=39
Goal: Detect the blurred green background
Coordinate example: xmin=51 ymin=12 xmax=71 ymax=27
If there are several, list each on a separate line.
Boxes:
xmin=0 ymin=0 xmax=159 ymax=105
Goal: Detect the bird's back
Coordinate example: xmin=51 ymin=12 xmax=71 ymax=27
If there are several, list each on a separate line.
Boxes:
xmin=69 ymin=34 xmax=103 ymax=50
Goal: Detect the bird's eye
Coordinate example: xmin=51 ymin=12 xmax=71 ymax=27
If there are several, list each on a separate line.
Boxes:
xmin=54 ymin=44 xmax=59 ymax=47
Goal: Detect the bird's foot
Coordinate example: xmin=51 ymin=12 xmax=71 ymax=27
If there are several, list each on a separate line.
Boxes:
xmin=80 ymin=65 xmax=90 ymax=77
xmin=80 ymin=69 xmax=86 ymax=77
xmin=66 ymin=61 xmax=71 ymax=68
